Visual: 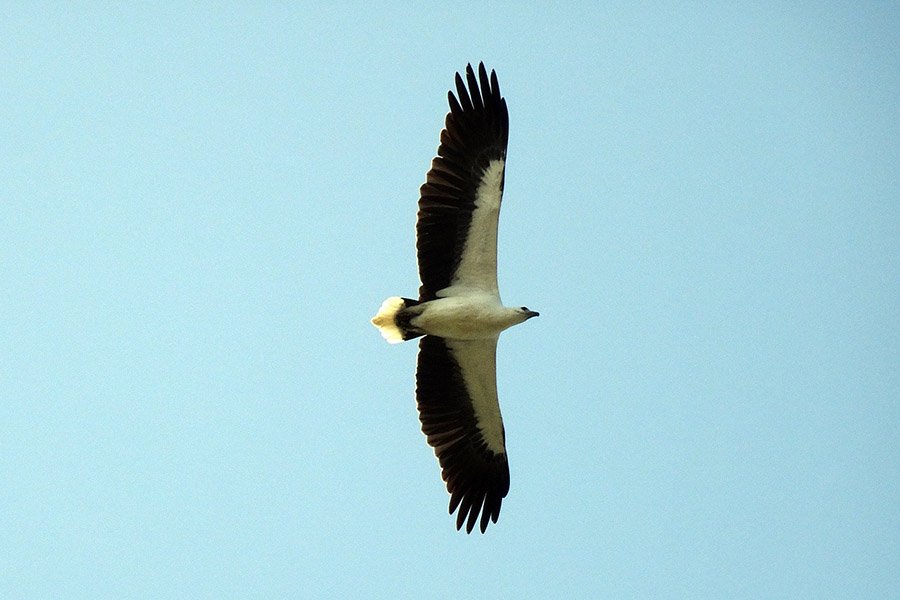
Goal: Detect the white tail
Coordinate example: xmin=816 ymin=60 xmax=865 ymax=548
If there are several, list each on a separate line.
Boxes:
xmin=371 ymin=297 xmax=406 ymax=344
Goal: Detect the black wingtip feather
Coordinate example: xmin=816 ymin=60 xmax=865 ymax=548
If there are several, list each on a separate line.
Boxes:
xmin=466 ymin=65 xmax=483 ymax=112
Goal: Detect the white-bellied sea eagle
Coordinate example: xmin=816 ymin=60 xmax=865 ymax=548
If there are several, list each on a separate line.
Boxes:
xmin=371 ymin=63 xmax=538 ymax=533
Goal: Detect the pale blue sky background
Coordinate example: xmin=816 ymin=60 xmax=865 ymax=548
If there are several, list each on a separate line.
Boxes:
xmin=2 ymin=2 xmax=897 ymax=598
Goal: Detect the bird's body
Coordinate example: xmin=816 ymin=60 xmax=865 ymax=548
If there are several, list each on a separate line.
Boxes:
xmin=371 ymin=63 xmax=537 ymax=533
xmin=375 ymin=294 xmax=530 ymax=341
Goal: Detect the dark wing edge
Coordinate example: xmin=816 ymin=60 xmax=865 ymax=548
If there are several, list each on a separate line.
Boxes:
xmin=416 ymin=63 xmax=510 ymax=301
xmin=415 ymin=335 xmax=510 ymax=533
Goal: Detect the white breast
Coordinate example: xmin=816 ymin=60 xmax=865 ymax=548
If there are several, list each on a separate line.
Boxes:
xmin=411 ymin=295 xmax=522 ymax=340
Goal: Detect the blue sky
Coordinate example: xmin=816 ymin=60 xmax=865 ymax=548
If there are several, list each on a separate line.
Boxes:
xmin=2 ymin=2 xmax=897 ymax=598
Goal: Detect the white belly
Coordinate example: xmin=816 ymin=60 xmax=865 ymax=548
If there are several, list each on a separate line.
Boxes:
xmin=411 ymin=296 xmax=517 ymax=340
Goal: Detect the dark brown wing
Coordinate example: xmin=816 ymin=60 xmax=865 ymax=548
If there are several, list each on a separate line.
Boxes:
xmin=416 ymin=63 xmax=509 ymax=301
xmin=415 ymin=335 xmax=510 ymax=533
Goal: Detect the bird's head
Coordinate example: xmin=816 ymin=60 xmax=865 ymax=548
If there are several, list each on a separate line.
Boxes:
xmin=518 ymin=306 xmax=540 ymax=321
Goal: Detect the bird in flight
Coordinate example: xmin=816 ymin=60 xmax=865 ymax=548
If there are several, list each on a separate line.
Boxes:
xmin=371 ymin=63 xmax=538 ymax=533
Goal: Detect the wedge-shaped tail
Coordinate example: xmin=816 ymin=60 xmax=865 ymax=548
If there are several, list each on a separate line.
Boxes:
xmin=371 ymin=297 xmax=423 ymax=343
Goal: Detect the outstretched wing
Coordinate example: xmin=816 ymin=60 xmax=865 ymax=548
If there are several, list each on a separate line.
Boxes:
xmin=415 ymin=335 xmax=510 ymax=533
xmin=416 ymin=62 xmax=510 ymax=301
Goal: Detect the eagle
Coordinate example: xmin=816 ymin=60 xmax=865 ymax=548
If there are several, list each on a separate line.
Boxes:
xmin=372 ymin=63 xmax=538 ymax=533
